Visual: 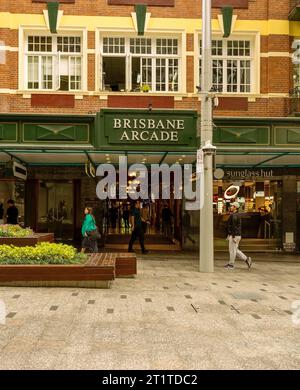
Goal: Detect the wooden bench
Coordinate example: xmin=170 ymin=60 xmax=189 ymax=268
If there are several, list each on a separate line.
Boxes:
xmin=114 ymin=252 xmax=137 ymax=278
xmin=92 ymin=252 xmax=137 ymax=278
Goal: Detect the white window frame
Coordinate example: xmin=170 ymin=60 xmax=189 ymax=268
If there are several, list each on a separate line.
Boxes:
xmin=196 ymin=32 xmax=260 ymax=95
xmin=21 ymin=28 xmax=87 ymax=92
xmin=98 ymin=33 xmax=182 ymax=93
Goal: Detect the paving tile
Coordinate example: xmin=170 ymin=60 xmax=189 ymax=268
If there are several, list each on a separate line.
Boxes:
xmin=6 ymin=312 xmax=16 ymax=319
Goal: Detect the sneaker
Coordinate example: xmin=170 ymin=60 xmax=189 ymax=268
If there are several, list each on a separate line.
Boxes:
xmin=224 ymin=264 xmax=234 ymax=270
xmin=245 ymin=257 xmax=252 ymax=269
xmin=142 ymin=250 xmax=149 ymax=254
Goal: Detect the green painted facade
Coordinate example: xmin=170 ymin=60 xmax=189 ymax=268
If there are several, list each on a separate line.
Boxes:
xmin=1 ymin=112 xmax=300 ymax=152
xmin=22 ymin=123 xmax=90 ymax=144
xmin=0 ymin=123 xmax=18 ymax=143
xmin=213 ymin=126 xmax=270 ymax=145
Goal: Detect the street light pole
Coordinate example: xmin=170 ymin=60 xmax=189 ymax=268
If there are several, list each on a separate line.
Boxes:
xmin=199 ymin=0 xmax=215 ymax=272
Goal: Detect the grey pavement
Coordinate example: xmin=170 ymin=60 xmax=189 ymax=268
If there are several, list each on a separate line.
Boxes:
xmin=0 ymin=253 xmax=300 ymax=370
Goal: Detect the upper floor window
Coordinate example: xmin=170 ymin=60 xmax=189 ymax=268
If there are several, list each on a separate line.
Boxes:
xmin=25 ymin=35 xmax=82 ymax=91
xmin=100 ymin=35 xmax=180 ymax=93
xmin=199 ymin=38 xmax=253 ymax=93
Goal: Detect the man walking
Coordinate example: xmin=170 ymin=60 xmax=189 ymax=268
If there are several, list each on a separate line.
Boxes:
xmin=224 ymin=202 xmax=252 ymax=270
xmin=6 ymin=199 xmax=18 ymax=225
xmin=128 ymin=200 xmax=148 ymax=254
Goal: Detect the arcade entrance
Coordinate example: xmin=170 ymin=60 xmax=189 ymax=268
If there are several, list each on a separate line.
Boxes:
xmin=104 ymin=198 xmax=182 ymax=251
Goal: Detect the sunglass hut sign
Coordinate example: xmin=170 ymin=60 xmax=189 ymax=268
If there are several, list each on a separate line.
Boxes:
xmin=103 ymin=112 xmax=196 ymax=146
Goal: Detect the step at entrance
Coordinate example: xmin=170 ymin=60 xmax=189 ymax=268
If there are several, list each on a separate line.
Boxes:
xmin=214 ymin=238 xmax=281 ymax=253
xmin=105 ymin=234 xmax=181 ymax=251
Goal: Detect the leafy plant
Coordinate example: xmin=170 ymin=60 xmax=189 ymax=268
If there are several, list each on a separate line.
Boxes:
xmin=0 ymin=242 xmax=86 ymax=265
xmin=0 ymin=225 xmax=33 ymax=238
xmin=141 ymin=84 xmax=150 ymax=92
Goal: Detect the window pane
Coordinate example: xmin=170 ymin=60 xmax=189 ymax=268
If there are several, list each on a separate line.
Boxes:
xmin=130 ymin=38 xmax=151 ymax=54
xmin=27 ymin=56 xmax=39 ymax=89
xmin=227 ymin=60 xmax=238 ymax=92
xmin=69 ymin=57 xmax=81 ymax=90
xmin=156 ymin=38 xmax=178 ymax=55
xmin=156 ymin=58 xmax=166 ymax=91
xmin=57 ymin=36 xmax=81 ymax=53
xmin=168 ymin=58 xmax=178 ymax=91
xmin=28 ymin=36 xmax=52 ymax=52
xmin=103 ymin=37 xmax=125 ymax=54
xmin=142 ymin=58 xmax=152 ymax=90
xmin=212 ymin=59 xmax=223 ymax=91
xmin=41 ymin=56 xmax=53 ymax=89
xmin=227 ymin=40 xmax=251 ymax=57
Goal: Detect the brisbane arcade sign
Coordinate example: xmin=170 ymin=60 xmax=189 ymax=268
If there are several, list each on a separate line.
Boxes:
xmin=99 ymin=110 xmax=197 ymax=149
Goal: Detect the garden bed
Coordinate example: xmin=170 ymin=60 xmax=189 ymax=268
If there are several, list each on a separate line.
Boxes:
xmin=0 ymin=254 xmax=115 ymax=289
xmin=0 ymin=244 xmax=115 ymax=288
xmin=0 ymin=233 xmax=54 ymax=246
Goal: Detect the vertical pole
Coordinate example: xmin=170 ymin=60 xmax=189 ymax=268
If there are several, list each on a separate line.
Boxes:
xmin=200 ymin=0 xmax=214 ymax=272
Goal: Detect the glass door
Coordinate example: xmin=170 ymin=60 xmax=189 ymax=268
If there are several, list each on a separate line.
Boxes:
xmin=37 ymin=180 xmax=74 ymax=240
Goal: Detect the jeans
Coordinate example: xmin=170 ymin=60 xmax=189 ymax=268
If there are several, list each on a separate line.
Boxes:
xmin=228 ymin=235 xmax=247 ymax=265
xmin=128 ymin=226 xmax=146 ymax=252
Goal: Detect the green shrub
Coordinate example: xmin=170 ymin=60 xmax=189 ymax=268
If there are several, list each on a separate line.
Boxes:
xmin=0 ymin=242 xmax=86 ymax=265
xmin=0 ymin=225 xmax=33 ymax=238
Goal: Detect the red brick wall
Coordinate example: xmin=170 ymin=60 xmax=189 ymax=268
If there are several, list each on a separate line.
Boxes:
xmin=0 ymin=0 xmax=294 ymax=117
xmin=0 ymin=0 xmax=291 ymax=20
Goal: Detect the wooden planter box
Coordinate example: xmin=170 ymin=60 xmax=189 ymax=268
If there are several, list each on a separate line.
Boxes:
xmin=0 ymin=254 xmax=115 ymax=289
xmin=0 ymin=233 xmax=54 ymax=247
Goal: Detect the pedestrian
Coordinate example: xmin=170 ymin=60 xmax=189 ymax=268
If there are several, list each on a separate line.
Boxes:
xmin=122 ymin=205 xmax=130 ymax=231
xmin=0 ymin=202 xmax=4 ymax=224
xmin=162 ymin=203 xmax=173 ymax=239
xmin=224 ymin=202 xmax=252 ymax=270
xmin=81 ymin=207 xmax=98 ymax=253
xmin=140 ymin=202 xmax=150 ymax=234
xmin=93 ymin=202 xmax=105 ymax=247
xmin=128 ymin=200 xmax=148 ymax=254
xmin=6 ymin=199 xmax=18 ymax=225
xmin=109 ymin=204 xmax=118 ymax=230
xmin=182 ymin=210 xmax=195 ymax=245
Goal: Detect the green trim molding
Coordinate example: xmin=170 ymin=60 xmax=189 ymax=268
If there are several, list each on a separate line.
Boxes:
xmin=47 ymin=1 xmax=59 ymax=34
xmin=0 ymin=123 xmax=18 ymax=143
xmin=22 ymin=123 xmax=90 ymax=144
xmin=213 ymin=126 xmax=270 ymax=145
xmin=135 ymin=4 xmax=147 ymax=36
xmin=221 ymin=6 xmax=233 ymax=38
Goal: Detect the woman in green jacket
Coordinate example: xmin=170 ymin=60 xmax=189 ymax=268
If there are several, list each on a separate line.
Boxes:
xmin=81 ymin=207 xmax=98 ymax=253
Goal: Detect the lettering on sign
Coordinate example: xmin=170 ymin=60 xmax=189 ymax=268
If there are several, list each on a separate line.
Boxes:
xmin=113 ymin=118 xmax=185 ymax=143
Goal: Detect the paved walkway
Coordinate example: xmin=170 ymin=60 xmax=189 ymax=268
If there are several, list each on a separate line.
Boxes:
xmin=0 ymin=253 xmax=300 ymax=370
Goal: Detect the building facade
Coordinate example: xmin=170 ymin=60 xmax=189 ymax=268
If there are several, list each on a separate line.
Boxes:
xmin=1 ymin=0 xmax=300 ymax=252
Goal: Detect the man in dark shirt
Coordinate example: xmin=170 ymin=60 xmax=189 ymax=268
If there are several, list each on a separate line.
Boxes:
xmin=162 ymin=203 xmax=173 ymax=239
xmin=224 ymin=202 xmax=252 ymax=270
xmin=6 ymin=199 xmax=18 ymax=225
xmin=128 ymin=200 xmax=148 ymax=254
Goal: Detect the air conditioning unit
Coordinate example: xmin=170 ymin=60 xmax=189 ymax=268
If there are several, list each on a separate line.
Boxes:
xmin=4 ymin=161 xmax=27 ymax=180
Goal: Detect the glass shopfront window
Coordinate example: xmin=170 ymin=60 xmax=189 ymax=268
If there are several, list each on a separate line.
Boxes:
xmin=37 ymin=181 xmax=74 ymax=240
xmin=0 ymin=180 xmax=25 ymax=226
xmin=213 ymin=179 xmax=282 ymax=241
